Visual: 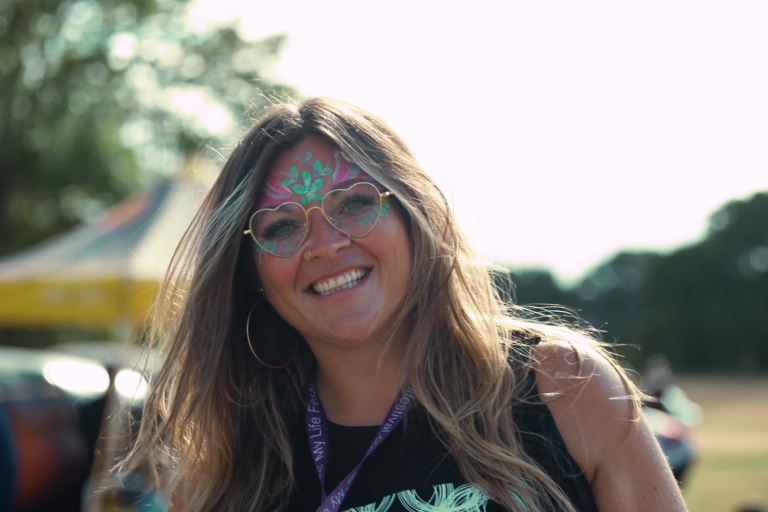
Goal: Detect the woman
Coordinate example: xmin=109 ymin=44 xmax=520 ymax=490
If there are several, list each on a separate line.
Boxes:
xmin=124 ymin=98 xmax=686 ymax=511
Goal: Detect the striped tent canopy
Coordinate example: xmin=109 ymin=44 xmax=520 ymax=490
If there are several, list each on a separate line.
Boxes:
xmin=0 ymin=169 xmax=212 ymax=328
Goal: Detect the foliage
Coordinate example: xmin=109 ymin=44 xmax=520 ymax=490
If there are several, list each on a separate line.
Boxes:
xmin=0 ymin=0 xmax=294 ymax=257
xmin=0 ymin=0 xmax=294 ymax=347
xmin=635 ymin=193 xmax=768 ymax=372
xmin=508 ymin=192 xmax=768 ymax=373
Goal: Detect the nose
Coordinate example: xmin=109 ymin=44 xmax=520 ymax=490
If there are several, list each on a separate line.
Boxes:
xmin=303 ymin=208 xmax=350 ymax=261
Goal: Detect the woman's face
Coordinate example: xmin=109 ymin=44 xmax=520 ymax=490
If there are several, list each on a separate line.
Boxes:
xmin=252 ymin=136 xmax=411 ymax=348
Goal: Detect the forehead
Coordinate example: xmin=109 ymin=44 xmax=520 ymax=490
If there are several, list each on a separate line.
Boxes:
xmin=272 ymin=136 xmax=335 ymax=178
xmin=255 ymin=136 xmax=372 ymax=209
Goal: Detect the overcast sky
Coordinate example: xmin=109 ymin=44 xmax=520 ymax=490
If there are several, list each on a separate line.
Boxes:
xmin=191 ymin=0 xmax=768 ymax=283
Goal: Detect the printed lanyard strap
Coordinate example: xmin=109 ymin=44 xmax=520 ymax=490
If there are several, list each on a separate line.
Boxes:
xmin=304 ymin=376 xmax=416 ymax=512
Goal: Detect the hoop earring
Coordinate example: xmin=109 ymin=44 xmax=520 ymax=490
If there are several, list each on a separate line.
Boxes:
xmin=246 ymin=300 xmax=298 ymax=369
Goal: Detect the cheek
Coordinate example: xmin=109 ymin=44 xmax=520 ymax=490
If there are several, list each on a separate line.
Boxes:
xmin=385 ymin=204 xmax=411 ymax=252
xmin=253 ymin=255 xmax=296 ymax=296
xmin=253 ymin=250 xmax=278 ymax=273
xmin=378 ymin=211 xmax=412 ymax=285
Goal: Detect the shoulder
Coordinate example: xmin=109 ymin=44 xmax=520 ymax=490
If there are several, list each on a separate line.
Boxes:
xmin=531 ymin=340 xmax=687 ymax=511
xmin=532 ymin=340 xmax=635 ymax=480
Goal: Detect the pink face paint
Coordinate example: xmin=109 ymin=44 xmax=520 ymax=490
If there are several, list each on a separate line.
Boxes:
xmin=254 ymin=150 xmax=369 ymax=211
xmin=331 ymin=149 xmax=361 ymax=184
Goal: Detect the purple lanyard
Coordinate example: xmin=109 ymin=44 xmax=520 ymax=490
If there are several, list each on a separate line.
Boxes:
xmin=304 ymin=376 xmax=416 ymax=512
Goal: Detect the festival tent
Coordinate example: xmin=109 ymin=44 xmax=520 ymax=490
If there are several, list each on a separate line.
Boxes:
xmin=0 ymin=168 xmax=211 ymax=330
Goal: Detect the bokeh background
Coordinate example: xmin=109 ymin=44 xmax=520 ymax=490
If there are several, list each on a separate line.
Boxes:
xmin=0 ymin=1 xmax=766 ymax=511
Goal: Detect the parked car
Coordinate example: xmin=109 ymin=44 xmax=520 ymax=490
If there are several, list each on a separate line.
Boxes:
xmin=0 ymin=343 xmax=162 ymax=512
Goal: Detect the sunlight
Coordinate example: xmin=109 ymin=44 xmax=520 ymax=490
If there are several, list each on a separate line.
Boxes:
xmin=110 ymin=32 xmax=137 ymax=59
xmin=169 ymin=89 xmax=232 ymax=134
xmin=198 ymin=103 xmax=231 ymax=134
xmin=43 ymin=359 xmax=110 ymax=396
xmin=114 ymin=369 xmax=148 ymax=401
xmin=169 ymin=89 xmax=205 ymax=115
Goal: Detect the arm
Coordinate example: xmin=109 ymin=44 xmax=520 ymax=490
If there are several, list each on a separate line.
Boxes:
xmin=533 ymin=341 xmax=687 ymax=512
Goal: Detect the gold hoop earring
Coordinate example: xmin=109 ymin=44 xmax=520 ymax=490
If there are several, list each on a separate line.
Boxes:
xmin=246 ymin=300 xmax=298 ymax=369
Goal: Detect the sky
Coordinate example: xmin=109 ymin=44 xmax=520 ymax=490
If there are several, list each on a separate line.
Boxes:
xmin=190 ymin=0 xmax=768 ymax=283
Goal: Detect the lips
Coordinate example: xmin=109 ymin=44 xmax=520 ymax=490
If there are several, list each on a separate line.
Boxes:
xmin=310 ymin=268 xmax=370 ymax=296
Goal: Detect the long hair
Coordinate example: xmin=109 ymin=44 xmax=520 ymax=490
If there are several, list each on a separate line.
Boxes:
xmin=122 ymin=97 xmax=641 ymax=511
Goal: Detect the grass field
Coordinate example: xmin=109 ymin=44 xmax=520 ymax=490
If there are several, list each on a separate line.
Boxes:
xmin=675 ymin=376 xmax=768 ymax=512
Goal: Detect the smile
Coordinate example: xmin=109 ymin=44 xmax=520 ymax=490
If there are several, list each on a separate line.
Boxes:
xmin=311 ymin=268 xmax=370 ymax=296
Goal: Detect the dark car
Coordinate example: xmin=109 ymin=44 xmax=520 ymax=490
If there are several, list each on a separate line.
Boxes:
xmin=0 ymin=344 xmax=163 ymax=512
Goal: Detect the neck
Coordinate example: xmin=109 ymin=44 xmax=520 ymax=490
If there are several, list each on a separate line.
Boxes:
xmin=311 ymin=336 xmax=406 ymax=427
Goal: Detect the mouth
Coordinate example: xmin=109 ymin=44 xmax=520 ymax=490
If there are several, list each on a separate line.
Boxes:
xmin=310 ymin=268 xmax=370 ymax=296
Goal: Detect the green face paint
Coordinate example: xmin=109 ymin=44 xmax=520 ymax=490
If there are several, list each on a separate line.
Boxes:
xmin=255 ymin=148 xmax=393 ymax=228
xmin=250 ymin=139 xmax=398 ymax=259
xmin=380 ymin=201 xmax=392 ymax=217
xmin=256 ymin=149 xmax=369 ymax=209
xmin=313 ymin=159 xmax=333 ymax=178
xmin=291 ymin=171 xmax=324 ymax=205
xmin=281 ymin=166 xmax=299 ymax=188
xmin=280 ymin=155 xmax=334 ymax=205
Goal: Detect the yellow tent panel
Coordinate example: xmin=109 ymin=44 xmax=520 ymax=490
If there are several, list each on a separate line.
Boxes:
xmin=0 ymin=279 xmax=160 ymax=328
xmin=0 ymin=170 xmax=210 ymax=329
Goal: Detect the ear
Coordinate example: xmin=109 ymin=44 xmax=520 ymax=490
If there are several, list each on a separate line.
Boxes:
xmin=256 ymin=282 xmax=268 ymax=301
xmin=238 ymin=237 xmax=270 ymax=302
xmin=251 ymin=265 xmax=269 ymax=302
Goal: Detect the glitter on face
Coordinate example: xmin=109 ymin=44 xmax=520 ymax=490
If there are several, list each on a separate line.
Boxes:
xmin=255 ymin=149 xmax=365 ymax=210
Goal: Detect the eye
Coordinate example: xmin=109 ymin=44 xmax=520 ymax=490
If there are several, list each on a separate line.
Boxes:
xmin=260 ymin=219 xmax=302 ymax=239
xmin=337 ymin=193 xmax=376 ymax=215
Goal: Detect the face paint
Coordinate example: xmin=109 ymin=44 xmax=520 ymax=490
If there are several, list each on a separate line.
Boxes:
xmin=380 ymin=200 xmax=392 ymax=218
xmin=255 ymin=150 xmax=368 ymax=211
xmin=249 ymin=138 xmax=398 ymax=261
xmin=298 ymin=151 xmax=313 ymax=166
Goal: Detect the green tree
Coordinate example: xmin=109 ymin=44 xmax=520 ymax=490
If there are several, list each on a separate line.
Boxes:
xmin=573 ymin=251 xmax=657 ymax=365
xmin=0 ymin=0 xmax=294 ymax=347
xmin=505 ymin=267 xmax=581 ymax=310
xmin=0 ymin=0 xmax=294 ymax=257
xmin=504 ymin=192 xmax=768 ymax=373
xmin=635 ymin=192 xmax=768 ymax=372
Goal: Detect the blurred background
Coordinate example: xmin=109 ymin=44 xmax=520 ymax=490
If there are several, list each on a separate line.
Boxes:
xmin=0 ymin=0 xmax=766 ymax=510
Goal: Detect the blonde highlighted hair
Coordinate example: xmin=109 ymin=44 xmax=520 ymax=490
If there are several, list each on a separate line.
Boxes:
xmin=121 ymin=97 xmax=640 ymax=511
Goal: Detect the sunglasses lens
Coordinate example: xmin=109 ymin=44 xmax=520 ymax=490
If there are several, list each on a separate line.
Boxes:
xmin=250 ymin=203 xmax=306 ymax=256
xmin=323 ymin=182 xmax=384 ymax=237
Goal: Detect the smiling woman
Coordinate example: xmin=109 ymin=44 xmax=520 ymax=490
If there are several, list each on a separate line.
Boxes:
xmin=119 ymin=98 xmax=687 ymax=512
xmin=250 ymin=136 xmax=411 ymax=356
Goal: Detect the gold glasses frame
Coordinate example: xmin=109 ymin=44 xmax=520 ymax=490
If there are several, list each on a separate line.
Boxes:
xmin=243 ymin=182 xmax=393 ymax=258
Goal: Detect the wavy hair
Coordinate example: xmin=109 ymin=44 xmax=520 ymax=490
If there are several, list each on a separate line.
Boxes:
xmin=121 ymin=97 xmax=641 ymax=511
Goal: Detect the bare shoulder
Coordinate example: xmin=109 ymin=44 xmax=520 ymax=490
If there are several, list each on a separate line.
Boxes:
xmin=531 ymin=340 xmax=687 ymax=511
xmin=532 ymin=340 xmax=633 ymax=480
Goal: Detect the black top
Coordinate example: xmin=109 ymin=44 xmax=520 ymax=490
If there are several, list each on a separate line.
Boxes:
xmin=284 ymin=377 xmax=597 ymax=512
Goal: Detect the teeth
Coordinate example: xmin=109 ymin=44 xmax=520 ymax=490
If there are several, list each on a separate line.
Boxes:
xmin=311 ymin=269 xmax=369 ymax=296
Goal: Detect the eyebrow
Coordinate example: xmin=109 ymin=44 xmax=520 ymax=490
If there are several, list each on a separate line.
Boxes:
xmin=333 ymin=177 xmax=379 ymax=189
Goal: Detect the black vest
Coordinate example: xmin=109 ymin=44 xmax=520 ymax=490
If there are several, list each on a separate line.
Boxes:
xmin=285 ymin=372 xmax=597 ymax=511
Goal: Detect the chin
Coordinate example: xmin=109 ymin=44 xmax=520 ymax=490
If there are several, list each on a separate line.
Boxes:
xmin=325 ymin=326 xmax=379 ymax=345
xmin=323 ymin=314 xmax=392 ymax=345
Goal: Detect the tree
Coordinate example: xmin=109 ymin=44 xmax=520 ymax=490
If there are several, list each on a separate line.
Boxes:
xmin=0 ymin=0 xmax=294 ymax=257
xmin=503 ymin=192 xmax=768 ymax=373
xmin=505 ymin=267 xmax=581 ymax=310
xmin=635 ymin=192 xmax=768 ymax=372
xmin=573 ymin=251 xmax=657 ymax=365
xmin=0 ymin=0 xmax=295 ymax=347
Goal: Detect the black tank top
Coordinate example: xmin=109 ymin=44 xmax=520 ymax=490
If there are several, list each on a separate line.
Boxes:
xmin=285 ymin=375 xmax=597 ymax=511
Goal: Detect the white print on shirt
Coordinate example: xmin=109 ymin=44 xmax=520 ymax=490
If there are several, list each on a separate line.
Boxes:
xmin=342 ymin=483 xmax=487 ymax=512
